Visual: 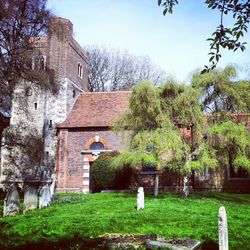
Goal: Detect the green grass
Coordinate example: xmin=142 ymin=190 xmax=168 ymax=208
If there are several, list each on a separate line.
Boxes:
xmin=0 ymin=192 xmax=250 ymax=249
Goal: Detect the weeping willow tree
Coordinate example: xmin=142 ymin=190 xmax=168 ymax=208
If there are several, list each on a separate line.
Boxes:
xmin=113 ymin=81 xmax=218 ymax=196
xmin=192 ymin=65 xmax=250 ymax=177
xmin=192 ymin=65 xmax=250 ymax=113
xmin=113 ymin=65 xmax=250 ymax=196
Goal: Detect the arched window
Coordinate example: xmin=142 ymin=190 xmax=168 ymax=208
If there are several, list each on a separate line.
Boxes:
xmin=89 ymin=142 xmax=104 ymax=150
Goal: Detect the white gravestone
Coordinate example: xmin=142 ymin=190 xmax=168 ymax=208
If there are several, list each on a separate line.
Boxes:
xmin=137 ymin=187 xmax=144 ymax=210
xmin=39 ymin=184 xmax=51 ymax=209
xmin=3 ymin=184 xmax=20 ymax=217
xmin=23 ymin=186 xmax=38 ymax=213
xmin=182 ymin=176 xmax=189 ymax=198
xmin=218 ymin=206 xmax=229 ymax=250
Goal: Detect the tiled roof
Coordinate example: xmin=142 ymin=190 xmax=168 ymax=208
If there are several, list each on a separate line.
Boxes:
xmin=58 ymin=91 xmax=131 ymax=128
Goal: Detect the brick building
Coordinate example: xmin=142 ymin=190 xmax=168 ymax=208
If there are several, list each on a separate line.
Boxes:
xmin=0 ymin=17 xmax=89 ymax=184
xmin=1 ymin=16 xmax=249 ymax=193
xmin=56 ymin=91 xmax=131 ymax=192
xmin=56 ymin=90 xmax=250 ymax=193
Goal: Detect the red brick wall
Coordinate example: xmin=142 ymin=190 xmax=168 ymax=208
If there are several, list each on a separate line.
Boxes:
xmin=48 ymin=17 xmax=89 ymax=91
xmin=56 ymin=128 xmax=129 ymax=192
xmin=66 ymin=42 xmax=89 ymax=91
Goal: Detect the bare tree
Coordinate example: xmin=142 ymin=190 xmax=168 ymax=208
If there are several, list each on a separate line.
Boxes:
xmin=0 ymin=0 xmax=55 ymax=116
xmin=0 ymin=0 xmax=57 ymax=185
xmin=86 ymin=45 xmax=166 ymax=92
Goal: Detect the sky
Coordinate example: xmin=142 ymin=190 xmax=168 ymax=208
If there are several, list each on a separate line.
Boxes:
xmin=47 ymin=0 xmax=250 ymax=83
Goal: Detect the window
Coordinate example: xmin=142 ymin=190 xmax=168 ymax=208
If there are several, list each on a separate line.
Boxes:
xmin=78 ymin=63 xmax=83 ymax=78
xmin=49 ymin=120 xmax=52 ymax=128
xmin=73 ymin=89 xmax=76 ymax=98
xmin=25 ymin=87 xmax=33 ymax=96
xmin=32 ymin=55 xmax=46 ymax=70
xmin=229 ymin=166 xmax=249 ymax=179
xmin=141 ymin=162 xmax=157 ymax=172
xmin=34 ymin=102 xmax=37 ymax=110
xmin=89 ymin=142 xmax=104 ymax=150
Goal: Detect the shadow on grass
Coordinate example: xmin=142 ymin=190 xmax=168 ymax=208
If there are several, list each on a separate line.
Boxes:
xmin=189 ymin=192 xmax=250 ymax=205
xmin=0 ymin=234 xmax=219 ymax=250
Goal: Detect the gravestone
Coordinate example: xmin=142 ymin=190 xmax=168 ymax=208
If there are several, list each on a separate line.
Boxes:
xmin=3 ymin=184 xmax=20 ymax=217
xmin=39 ymin=184 xmax=51 ymax=208
xmin=182 ymin=176 xmax=189 ymax=198
xmin=218 ymin=206 xmax=228 ymax=250
xmin=137 ymin=187 xmax=144 ymax=210
xmin=23 ymin=186 xmax=38 ymax=213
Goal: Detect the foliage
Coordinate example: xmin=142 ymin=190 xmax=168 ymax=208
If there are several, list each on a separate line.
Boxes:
xmin=85 ymin=45 xmax=166 ymax=92
xmin=192 ymin=66 xmax=250 ymax=113
xmin=208 ymin=120 xmax=250 ymax=170
xmin=114 ymin=73 xmax=249 ymax=180
xmin=91 ymin=152 xmax=133 ymax=190
xmin=0 ymin=192 xmax=250 ymax=249
xmin=157 ymin=0 xmax=250 ymax=70
xmin=114 ymin=81 xmax=205 ymax=176
xmin=91 ymin=152 xmax=119 ymax=190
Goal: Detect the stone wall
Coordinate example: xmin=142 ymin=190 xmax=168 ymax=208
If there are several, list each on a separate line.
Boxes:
xmin=0 ymin=17 xmax=89 ymax=185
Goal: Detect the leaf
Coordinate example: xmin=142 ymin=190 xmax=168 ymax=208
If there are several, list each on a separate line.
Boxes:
xmin=163 ymin=8 xmax=168 ymax=15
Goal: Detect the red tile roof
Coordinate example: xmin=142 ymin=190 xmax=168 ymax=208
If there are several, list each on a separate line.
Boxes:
xmin=58 ymin=91 xmax=131 ymax=128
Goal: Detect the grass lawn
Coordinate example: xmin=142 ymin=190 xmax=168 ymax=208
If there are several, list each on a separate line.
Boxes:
xmin=0 ymin=192 xmax=249 ymax=249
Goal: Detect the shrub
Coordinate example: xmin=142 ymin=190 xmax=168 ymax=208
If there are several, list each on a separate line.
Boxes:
xmin=91 ymin=152 xmax=133 ymax=191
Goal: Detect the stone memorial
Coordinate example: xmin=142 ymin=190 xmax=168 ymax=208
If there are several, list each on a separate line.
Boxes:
xmin=137 ymin=187 xmax=144 ymax=210
xmin=218 ymin=206 xmax=228 ymax=250
xmin=182 ymin=176 xmax=189 ymax=198
xmin=3 ymin=184 xmax=20 ymax=217
xmin=23 ymin=186 xmax=38 ymax=213
xmin=39 ymin=184 xmax=51 ymax=208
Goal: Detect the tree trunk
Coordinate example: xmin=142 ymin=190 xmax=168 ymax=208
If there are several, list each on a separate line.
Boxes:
xmin=154 ymin=174 xmax=159 ymax=197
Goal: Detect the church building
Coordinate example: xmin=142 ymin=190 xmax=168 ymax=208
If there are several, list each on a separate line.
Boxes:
xmin=0 ymin=17 xmax=249 ymax=194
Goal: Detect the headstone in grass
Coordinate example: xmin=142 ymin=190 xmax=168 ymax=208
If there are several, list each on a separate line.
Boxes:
xmin=182 ymin=176 xmax=189 ymax=198
xmin=3 ymin=183 xmax=20 ymax=217
xmin=137 ymin=187 xmax=144 ymax=210
xmin=23 ymin=186 xmax=38 ymax=213
xmin=218 ymin=206 xmax=228 ymax=250
xmin=39 ymin=184 xmax=51 ymax=209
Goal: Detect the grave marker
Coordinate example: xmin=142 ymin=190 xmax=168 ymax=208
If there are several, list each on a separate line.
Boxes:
xmin=218 ymin=206 xmax=229 ymax=250
xmin=3 ymin=184 xmax=20 ymax=217
xmin=137 ymin=187 xmax=144 ymax=210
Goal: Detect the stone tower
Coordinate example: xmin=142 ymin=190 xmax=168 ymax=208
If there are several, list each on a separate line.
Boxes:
xmin=0 ymin=17 xmax=89 ymax=185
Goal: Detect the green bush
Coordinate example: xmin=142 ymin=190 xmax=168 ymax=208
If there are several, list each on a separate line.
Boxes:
xmin=91 ymin=152 xmax=133 ymax=191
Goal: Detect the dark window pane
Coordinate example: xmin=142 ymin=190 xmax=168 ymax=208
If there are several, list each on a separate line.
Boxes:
xmin=90 ymin=142 xmax=104 ymax=150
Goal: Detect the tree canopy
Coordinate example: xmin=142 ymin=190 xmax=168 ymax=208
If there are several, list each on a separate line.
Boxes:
xmin=192 ymin=65 xmax=250 ymax=113
xmin=113 ymin=66 xmax=250 ymax=193
xmin=157 ymin=0 xmax=250 ymax=70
